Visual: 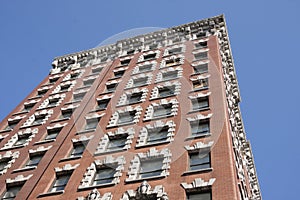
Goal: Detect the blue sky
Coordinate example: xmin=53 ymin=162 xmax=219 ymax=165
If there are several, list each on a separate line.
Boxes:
xmin=0 ymin=1 xmax=299 ymax=199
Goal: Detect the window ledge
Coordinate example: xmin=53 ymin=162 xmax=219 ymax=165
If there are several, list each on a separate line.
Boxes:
xmin=101 ymin=91 xmax=115 ymax=95
xmin=12 ymin=166 xmax=37 ymax=173
xmin=160 ymin=63 xmax=181 ymax=69
xmin=0 ymin=145 xmax=25 ymax=151
xmin=37 ymin=190 xmax=64 ymax=198
xmin=78 ymin=182 xmax=116 ymax=191
xmin=125 ymin=174 xmax=166 ymax=183
xmin=76 ymin=129 xmax=96 ymax=135
xmin=51 ymin=117 xmax=70 ymax=123
xmin=185 ymin=133 xmax=211 ymax=141
xmin=117 ymin=101 xmax=142 ymax=107
xmin=28 ymin=96 xmax=42 ymax=100
xmin=190 ymin=87 xmax=209 ymax=93
xmin=136 ymin=140 xmax=171 ymax=149
xmin=0 ymin=129 xmax=12 ymax=133
xmin=60 ymin=155 xmax=82 ymax=162
xmin=126 ymin=84 xmax=148 ymax=90
xmin=150 ymin=94 xmax=176 ymax=101
xmin=64 ymin=100 xmax=82 ymax=105
xmin=193 ymin=58 xmax=209 ymax=62
xmin=132 ymin=70 xmax=153 ymax=75
xmin=12 ymin=110 xmax=29 ymax=116
xmin=190 ymin=71 xmax=209 ymax=76
xmin=34 ymin=139 xmax=56 ymax=145
xmin=90 ymin=108 xmax=107 ymax=112
xmin=107 ymin=121 xmax=135 ymax=129
xmin=188 ymin=107 xmax=210 ymax=114
xmin=182 ymin=168 xmax=213 ymax=176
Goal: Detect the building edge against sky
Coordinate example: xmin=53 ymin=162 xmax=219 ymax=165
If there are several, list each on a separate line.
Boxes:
xmin=0 ymin=14 xmax=261 ymax=199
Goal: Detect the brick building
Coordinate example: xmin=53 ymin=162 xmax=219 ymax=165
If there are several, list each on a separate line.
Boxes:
xmin=0 ymin=15 xmax=261 ymax=200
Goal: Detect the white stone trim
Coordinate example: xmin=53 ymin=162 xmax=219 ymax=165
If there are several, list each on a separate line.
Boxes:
xmin=188 ymin=92 xmax=211 ymax=100
xmin=24 ymin=99 xmax=40 ymax=106
xmin=121 ymin=181 xmax=168 ymax=200
xmin=132 ymin=61 xmax=157 ymax=75
xmin=186 ymin=113 xmax=213 ymax=122
xmin=136 ymin=120 xmax=175 ymax=147
xmin=47 ymin=122 xmax=68 ymax=130
xmin=113 ymin=67 xmax=128 ymax=73
xmin=72 ymin=135 xmax=94 ymax=144
xmin=184 ymin=141 xmax=213 ymax=152
xmin=160 ymin=55 xmax=184 ymax=69
xmin=8 ymin=115 xmax=26 ymax=123
xmin=63 ymin=70 xmax=84 ymax=81
xmin=0 ymin=151 xmax=20 ymax=175
xmin=38 ymin=93 xmax=66 ymax=109
xmin=107 ymin=106 xmax=142 ymax=128
xmin=29 ymin=145 xmax=52 ymax=155
xmin=126 ymin=148 xmax=171 ymax=182
xmin=52 ymin=80 xmax=76 ymax=94
xmin=61 ymin=104 xmax=79 ymax=111
xmin=77 ymin=189 xmax=112 ymax=200
xmin=143 ymin=99 xmax=178 ymax=121
xmin=155 ymin=66 xmax=183 ymax=83
xmin=150 ymin=81 xmax=181 ymax=99
xmin=125 ymin=73 xmax=153 ymax=89
xmin=78 ymin=156 xmax=125 ymax=189
xmin=137 ymin=50 xmax=160 ymax=63
xmin=22 ymin=109 xmax=53 ymax=127
xmin=181 ymin=178 xmax=216 ymax=190
xmin=95 ymin=127 xmax=134 ymax=155
xmin=6 ymin=174 xmax=33 ymax=187
xmin=117 ymin=88 xmax=148 ymax=106
xmin=49 ymin=74 xmax=62 ymax=82
xmin=85 ymin=113 xmax=105 ymax=120
xmin=37 ymin=85 xmax=52 ymax=94
xmin=1 ymin=128 xmax=38 ymax=150
xmin=163 ymin=44 xmax=186 ymax=57
xmin=54 ymin=163 xmax=80 ymax=174
xmin=96 ymin=94 xmax=114 ymax=101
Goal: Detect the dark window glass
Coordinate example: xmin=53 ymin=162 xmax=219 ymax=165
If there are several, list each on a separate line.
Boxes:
xmin=190 ymin=120 xmax=210 ymax=136
xmin=127 ymin=92 xmax=142 ymax=104
xmin=73 ymin=92 xmax=86 ymax=102
xmin=192 ymin=78 xmax=209 ymax=90
xmin=195 ymin=41 xmax=208 ymax=49
xmin=138 ymin=64 xmax=152 ymax=73
xmin=107 ymin=135 xmax=127 ymax=151
xmin=114 ymin=70 xmax=125 ymax=78
xmin=193 ymin=63 xmax=208 ymax=74
xmin=194 ymin=52 xmax=208 ymax=60
xmin=85 ymin=118 xmax=100 ymax=130
xmin=158 ymin=86 xmax=175 ymax=98
xmin=153 ymin=104 xmax=172 ymax=118
xmin=93 ymin=166 xmax=116 ymax=186
xmin=192 ymin=97 xmax=209 ymax=111
xmin=189 ymin=152 xmax=210 ymax=171
xmin=187 ymin=192 xmax=211 ymax=200
xmin=133 ymin=77 xmax=147 ymax=87
xmin=162 ymin=71 xmax=178 ymax=80
xmin=50 ymin=174 xmax=71 ymax=192
xmin=2 ymin=185 xmax=23 ymax=200
xmin=45 ymin=128 xmax=61 ymax=140
xmin=140 ymin=158 xmax=163 ymax=178
xmin=97 ymin=99 xmax=110 ymax=110
xmin=14 ymin=134 xmax=31 ymax=146
xmin=120 ymin=59 xmax=131 ymax=66
xmin=26 ymin=154 xmax=43 ymax=167
xmin=147 ymin=126 xmax=169 ymax=144
xmin=70 ymin=143 xmax=86 ymax=157
xmin=118 ymin=111 xmax=136 ymax=124
xmin=168 ymin=47 xmax=182 ymax=55
xmin=143 ymin=53 xmax=156 ymax=61
xmin=106 ymin=83 xmax=118 ymax=93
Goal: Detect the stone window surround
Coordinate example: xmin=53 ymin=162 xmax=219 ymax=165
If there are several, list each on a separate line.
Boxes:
xmin=113 ymin=66 xmax=128 ymax=76
xmin=78 ymin=156 xmax=125 ymax=190
xmin=3 ymin=115 xmax=26 ymax=131
xmin=193 ymin=38 xmax=209 ymax=49
xmin=49 ymin=74 xmax=63 ymax=83
xmin=121 ymin=181 xmax=169 ymax=200
xmin=125 ymin=73 xmax=153 ymax=89
xmin=77 ymin=189 xmax=112 ymax=200
xmin=23 ymin=99 xmax=40 ymax=111
xmin=136 ymin=120 xmax=175 ymax=148
xmin=63 ymin=69 xmax=84 ymax=81
xmin=104 ymin=79 xmax=121 ymax=93
xmin=82 ymin=113 xmax=106 ymax=132
xmin=155 ymin=66 xmax=183 ymax=83
xmin=42 ymin=122 xmax=67 ymax=141
xmin=181 ymin=178 xmax=216 ymax=193
xmin=60 ymin=104 xmax=79 ymax=118
xmin=0 ymin=128 xmax=38 ymax=150
xmin=188 ymin=92 xmax=211 ymax=112
xmin=137 ymin=50 xmax=160 ymax=63
xmin=72 ymin=88 xmax=90 ymax=102
xmin=95 ymin=94 xmax=113 ymax=111
xmin=37 ymin=85 xmax=52 ymax=96
xmin=0 ymin=151 xmax=20 ymax=175
xmin=119 ymin=55 xmax=134 ymax=66
xmin=193 ymin=49 xmax=209 ymax=61
xmin=51 ymin=80 xmax=76 ymax=94
xmin=91 ymin=65 xmax=104 ymax=74
xmin=107 ymin=105 xmax=142 ymax=128
xmin=5 ymin=174 xmax=33 ymax=189
xmin=117 ymin=88 xmax=148 ymax=106
xmin=132 ymin=61 xmax=157 ymax=75
xmin=163 ymin=44 xmax=186 ymax=57
xmin=143 ymin=99 xmax=178 ymax=121
xmin=190 ymin=74 xmax=210 ymax=91
xmin=160 ymin=55 xmax=184 ymax=69
xmin=37 ymin=94 xmax=66 ymax=110
xmin=126 ymin=148 xmax=171 ymax=182
xmin=191 ymin=60 xmax=209 ymax=75
xmin=22 ymin=109 xmax=53 ymax=128
xmin=95 ymin=127 xmax=134 ymax=155
xmin=186 ymin=113 xmax=213 ymax=139
xmin=150 ymin=81 xmax=181 ymax=100
xmin=82 ymin=75 xmax=99 ymax=85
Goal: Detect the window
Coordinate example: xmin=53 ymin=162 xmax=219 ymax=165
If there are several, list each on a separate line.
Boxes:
xmin=189 ymin=151 xmax=211 ymax=171
xmin=25 ymin=154 xmax=43 ymax=168
xmin=70 ymin=72 xmax=80 ymax=80
xmin=69 ymin=142 xmax=86 ymax=158
xmin=167 ymin=47 xmax=182 ymax=55
xmin=13 ymin=134 xmax=31 ymax=147
xmin=60 ymin=109 xmax=73 ymax=119
xmin=191 ymin=96 xmax=209 ymax=111
xmin=195 ymin=41 xmax=208 ymax=49
xmin=0 ymin=158 xmax=11 ymax=172
xmin=153 ymin=104 xmax=172 ymax=118
xmin=23 ymin=103 xmax=35 ymax=112
xmin=158 ymin=86 xmax=175 ymax=98
xmin=48 ymin=98 xmax=59 ymax=107
xmin=187 ymin=191 xmax=211 ymax=200
xmin=146 ymin=126 xmax=169 ymax=145
xmin=45 ymin=128 xmax=61 ymax=140
xmin=49 ymin=76 xmax=60 ymax=83
xmin=106 ymin=83 xmax=118 ymax=93
xmin=133 ymin=77 xmax=147 ymax=87
xmin=120 ymin=59 xmax=131 ymax=66
xmin=127 ymin=92 xmax=142 ymax=104
xmin=93 ymin=165 xmax=116 ymax=186
xmin=50 ymin=173 xmax=71 ymax=192
xmin=165 ymin=57 xmax=181 ymax=67
xmin=126 ymin=49 xmax=135 ymax=55
xmin=138 ymin=64 xmax=152 ymax=73
xmin=190 ymin=120 xmax=210 ymax=137
xmin=194 ymin=52 xmax=208 ymax=60
xmin=73 ymin=92 xmax=86 ymax=102
xmin=60 ymin=84 xmax=71 ymax=92
xmin=114 ymin=70 xmax=125 ymax=78
xmin=37 ymin=88 xmax=48 ymax=96
xmin=192 ymin=78 xmax=209 ymax=91
xmin=83 ymin=79 xmax=95 ymax=87
xmin=107 ymin=135 xmax=127 ymax=152
xmin=92 ymin=66 xmax=103 ymax=74
xmin=85 ymin=118 xmax=100 ymax=130
xmin=97 ymin=98 xmax=110 ymax=110
xmin=196 ymin=32 xmax=207 ymax=39
xmin=162 ymin=71 xmax=178 ymax=81
xmin=2 ymin=185 xmax=23 ymax=200
xmin=5 ymin=120 xmax=20 ymax=131
xmin=193 ymin=63 xmax=208 ymax=74
xmin=143 ymin=53 xmax=156 ymax=61
xmin=32 ymin=115 xmax=46 ymax=126
xmin=118 ymin=111 xmax=136 ymax=125
xmin=140 ymin=158 xmax=164 ymax=178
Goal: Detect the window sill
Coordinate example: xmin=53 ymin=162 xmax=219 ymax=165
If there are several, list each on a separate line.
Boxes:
xmin=132 ymin=69 xmax=153 ymax=75
xmin=76 ymin=85 xmax=91 ymax=90
xmin=28 ymin=96 xmax=42 ymax=100
xmin=0 ymin=144 xmax=25 ymax=151
xmin=0 ymin=129 xmax=12 ymax=133
xmin=64 ymin=100 xmax=82 ymax=105
xmin=12 ymin=110 xmax=29 ymax=116
xmin=60 ymin=155 xmax=82 ymax=162
xmin=34 ymin=139 xmax=56 ymax=145
xmin=101 ymin=91 xmax=115 ymax=95
xmin=190 ymin=87 xmax=209 ymax=93
xmin=76 ymin=129 xmax=96 ymax=135
xmin=94 ymin=148 xmax=125 ymax=156
xmin=107 ymin=121 xmax=135 ymax=129
xmin=193 ymin=58 xmax=209 ymax=62
xmin=51 ymin=117 xmax=70 ymax=123
xmin=185 ymin=133 xmax=211 ymax=141
xmin=90 ymin=107 xmax=107 ymax=112
xmin=12 ymin=166 xmax=37 ymax=173
xmin=125 ymin=174 xmax=166 ymax=183
xmin=78 ymin=182 xmax=116 ymax=191
xmin=37 ymin=190 xmax=64 ymax=198
xmin=188 ymin=107 xmax=210 ymax=114
xmin=150 ymin=94 xmax=176 ymax=101
xmin=136 ymin=140 xmax=171 ymax=149
xmin=117 ymin=101 xmax=142 ymax=107
xmin=190 ymin=71 xmax=209 ymax=76
xmin=182 ymin=168 xmax=213 ymax=176
xmin=160 ymin=63 xmax=181 ymax=69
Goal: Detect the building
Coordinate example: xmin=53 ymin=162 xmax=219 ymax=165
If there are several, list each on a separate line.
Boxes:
xmin=0 ymin=15 xmax=261 ymax=200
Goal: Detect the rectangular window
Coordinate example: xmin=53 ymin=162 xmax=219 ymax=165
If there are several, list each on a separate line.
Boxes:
xmin=133 ymin=77 xmax=147 ymax=87
xmin=194 ymin=52 xmax=208 ymax=60
xmin=187 ymin=191 xmax=211 ymax=200
xmin=106 ymin=83 xmax=118 ymax=93
xmin=60 ymin=109 xmax=73 ymax=119
xmin=120 ymin=59 xmax=131 ymax=66
xmin=70 ymin=142 xmax=86 ymax=158
xmin=190 ymin=120 xmax=210 ymax=137
xmin=114 ymin=70 xmax=125 ymax=78
xmin=168 ymin=47 xmax=182 ymax=55
xmin=192 ymin=78 xmax=209 ymax=91
xmin=60 ymin=84 xmax=71 ymax=92
xmin=189 ymin=151 xmax=211 ymax=171
xmin=13 ymin=134 xmax=31 ymax=147
xmin=143 ymin=53 xmax=156 ymax=61
xmin=48 ymin=98 xmax=59 ymax=107
xmin=138 ymin=64 xmax=152 ymax=73
xmin=107 ymin=135 xmax=127 ymax=151
xmin=153 ymin=104 xmax=172 ymax=118
xmin=93 ymin=166 xmax=116 ymax=186
xmin=162 ymin=71 xmax=178 ymax=80
xmin=50 ymin=173 xmax=71 ymax=192
xmin=83 ymin=79 xmax=95 ymax=87
xmin=193 ymin=63 xmax=208 ymax=74
xmin=5 ymin=120 xmax=20 ymax=130
xmin=191 ymin=97 xmax=209 ymax=111
xmin=23 ymin=103 xmax=35 ymax=112
xmin=97 ymin=99 xmax=110 ymax=110
xmin=45 ymin=128 xmax=61 ymax=140
xmin=73 ymin=92 xmax=86 ymax=102
xmin=195 ymin=41 xmax=208 ymax=49
xmin=92 ymin=67 xmax=103 ymax=74
xmin=37 ymin=89 xmax=48 ymax=96
xmin=140 ymin=158 xmax=163 ymax=178
xmin=85 ymin=118 xmax=100 ymax=130
xmin=26 ymin=154 xmax=43 ymax=167
xmin=32 ymin=115 xmax=46 ymax=126
xmin=147 ymin=126 xmax=169 ymax=144
xmin=2 ymin=185 xmax=23 ymax=200
xmin=158 ymin=86 xmax=175 ymax=98
xmin=165 ymin=58 xmax=181 ymax=67
xmin=127 ymin=92 xmax=142 ymax=104
xmin=118 ymin=111 xmax=136 ymax=124
xmin=0 ymin=158 xmax=11 ymax=172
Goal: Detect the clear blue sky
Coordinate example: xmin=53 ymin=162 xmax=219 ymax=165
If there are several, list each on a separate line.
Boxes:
xmin=0 ymin=1 xmax=299 ymax=199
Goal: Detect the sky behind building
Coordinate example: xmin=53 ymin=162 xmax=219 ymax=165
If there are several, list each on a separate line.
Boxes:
xmin=0 ymin=1 xmax=299 ymax=199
